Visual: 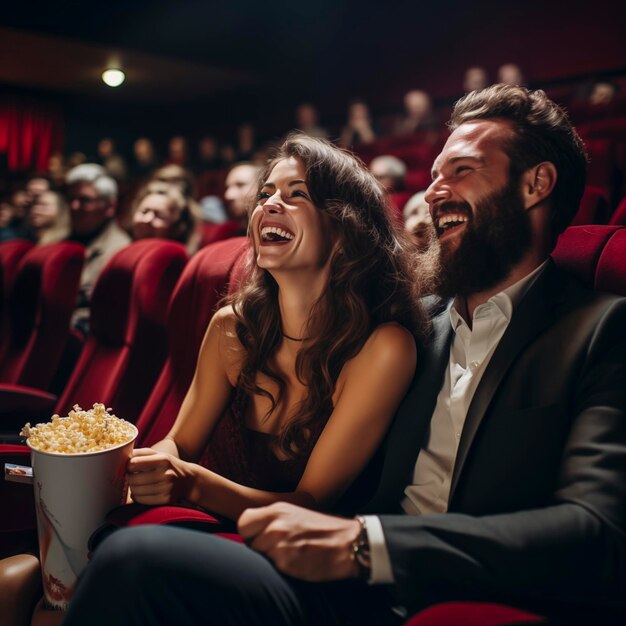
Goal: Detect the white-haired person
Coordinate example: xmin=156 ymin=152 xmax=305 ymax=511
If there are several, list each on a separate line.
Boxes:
xmin=66 ymin=163 xmax=131 ymax=335
xmin=402 ymin=190 xmax=435 ymax=253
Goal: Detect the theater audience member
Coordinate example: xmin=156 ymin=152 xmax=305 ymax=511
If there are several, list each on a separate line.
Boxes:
xmin=370 ymin=155 xmax=407 ymax=192
xmin=66 ymin=163 xmax=131 ymax=335
xmin=237 ymin=123 xmax=256 ymax=161
xmin=497 ymin=62 xmax=525 ymax=86
xmin=47 ymin=151 xmax=67 ymax=189
xmin=64 ymin=85 xmax=626 ymax=626
xmin=339 ymin=99 xmax=377 ymax=148
xmin=402 ymin=190 xmax=434 ymax=252
xmin=152 ymin=164 xmax=197 ymax=200
xmin=167 ymin=135 xmax=189 ymax=167
xmin=295 ymin=102 xmax=328 ymax=138
xmin=463 ymin=66 xmax=488 ymax=93
xmin=589 ymin=80 xmax=618 ymax=106
xmin=131 ymin=138 xmax=159 ymax=181
xmin=0 ymin=192 xmax=30 ymax=241
xmin=394 ymin=89 xmax=437 ymax=135
xmin=131 ymin=181 xmax=202 ymax=254
xmin=224 ymin=162 xmax=262 ymax=227
xmin=220 ymin=143 xmax=238 ymax=169
xmin=67 ymin=151 xmax=87 ymax=169
xmin=24 ymin=176 xmax=50 ymax=209
xmin=196 ymin=136 xmax=222 ymax=173
xmin=27 ymin=190 xmax=71 ymax=245
xmin=0 ymin=196 xmax=24 ymax=241
xmin=97 ymin=138 xmax=128 ymax=181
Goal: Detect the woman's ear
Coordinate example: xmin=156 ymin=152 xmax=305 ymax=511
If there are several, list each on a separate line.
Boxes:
xmin=521 ymin=162 xmax=557 ymax=210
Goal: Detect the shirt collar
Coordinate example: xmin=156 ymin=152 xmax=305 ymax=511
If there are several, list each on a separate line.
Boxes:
xmin=449 ymin=260 xmax=549 ymax=333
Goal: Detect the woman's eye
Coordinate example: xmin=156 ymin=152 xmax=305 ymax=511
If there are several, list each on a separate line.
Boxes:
xmin=257 ymin=191 xmax=270 ymax=200
xmin=291 ymin=190 xmax=309 ymax=199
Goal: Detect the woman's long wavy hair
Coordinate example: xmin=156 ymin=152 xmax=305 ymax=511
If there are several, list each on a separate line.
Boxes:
xmin=229 ymin=133 xmax=432 ymax=458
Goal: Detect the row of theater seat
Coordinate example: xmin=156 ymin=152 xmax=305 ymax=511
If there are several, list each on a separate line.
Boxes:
xmin=2 ymin=226 xmax=626 ymax=624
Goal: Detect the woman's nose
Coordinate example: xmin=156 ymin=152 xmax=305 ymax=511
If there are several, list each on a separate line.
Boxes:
xmin=262 ymin=192 xmax=285 ymax=214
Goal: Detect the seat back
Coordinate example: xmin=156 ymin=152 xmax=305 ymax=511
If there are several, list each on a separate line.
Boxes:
xmin=570 ymin=186 xmax=610 ymax=226
xmin=55 ymin=239 xmax=188 ymax=423
xmin=552 ymin=224 xmax=626 ymax=295
xmin=135 ymin=237 xmax=250 ymax=446
xmin=0 ymin=240 xmax=35 ymax=364
xmin=0 ymin=242 xmax=84 ymax=389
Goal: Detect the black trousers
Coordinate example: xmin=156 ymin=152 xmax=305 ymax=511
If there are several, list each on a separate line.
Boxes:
xmin=62 ymin=526 xmax=403 ymax=626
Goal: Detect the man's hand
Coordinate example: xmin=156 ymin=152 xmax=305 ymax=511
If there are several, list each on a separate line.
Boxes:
xmin=238 ymin=502 xmax=361 ymax=581
xmin=127 ymin=448 xmax=195 ymax=505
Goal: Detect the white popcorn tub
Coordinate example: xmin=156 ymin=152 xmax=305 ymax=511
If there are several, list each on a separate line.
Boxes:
xmin=27 ymin=424 xmax=138 ymax=610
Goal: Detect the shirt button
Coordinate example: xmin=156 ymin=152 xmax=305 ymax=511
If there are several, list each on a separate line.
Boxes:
xmin=470 ymin=360 xmax=480 ymax=369
xmin=455 ymin=432 xmax=461 ymax=440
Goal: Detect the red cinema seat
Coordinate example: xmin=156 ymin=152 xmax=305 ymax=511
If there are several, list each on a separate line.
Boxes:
xmin=404 ymin=602 xmax=547 ymax=625
xmin=0 ymin=239 xmax=187 ymax=558
xmin=0 ymin=242 xmax=84 ymax=391
xmin=570 ymin=186 xmax=610 ymax=226
xmin=552 ymin=224 xmax=625 ymax=290
xmin=584 ymin=138 xmax=618 ymax=202
xmin=54 ymin=239 xmax=188 ymax=422
xmin=200 ymin=220 xmax=246 ymax=248
xmin=609 ymin=196 xmax=626 ymax=226
xmin=134 ymin=236 xmax=250 ymax=446
xmin=0 ymin=240 xmax=34 ymax=364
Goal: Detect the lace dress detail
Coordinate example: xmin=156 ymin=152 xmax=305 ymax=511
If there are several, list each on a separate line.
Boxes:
xmin=198 ymin=386 xmax=326 ymax=492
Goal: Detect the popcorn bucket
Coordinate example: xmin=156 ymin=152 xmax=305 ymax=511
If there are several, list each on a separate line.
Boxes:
xmin=28 ymin=425 xmax=138 ymax=610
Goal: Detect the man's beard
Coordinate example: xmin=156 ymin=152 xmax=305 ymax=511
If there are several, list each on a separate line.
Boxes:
xmin=434 ymin=179 xmax=532 ymax=298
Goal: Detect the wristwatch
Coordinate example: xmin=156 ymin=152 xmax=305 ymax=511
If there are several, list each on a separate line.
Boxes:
xmin=350 ymin=515 xmax=371 ymax=581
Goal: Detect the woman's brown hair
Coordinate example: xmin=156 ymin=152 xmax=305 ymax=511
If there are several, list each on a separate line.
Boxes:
xmin=229 ymin=133 xmax=432 ymax=459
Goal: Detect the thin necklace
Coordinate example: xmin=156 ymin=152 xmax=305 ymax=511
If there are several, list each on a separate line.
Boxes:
xmin=282 ymin=332 xmax=306 ymax=342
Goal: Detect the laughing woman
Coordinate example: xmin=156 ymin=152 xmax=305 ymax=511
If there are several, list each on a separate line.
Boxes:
xmin=127 ymin=133 xmax=431 ymax=520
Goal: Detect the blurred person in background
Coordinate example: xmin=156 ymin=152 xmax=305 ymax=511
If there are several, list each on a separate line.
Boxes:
xmin=196 ymin=136 xmax=222 ymax=173
xmin=295 ymin=102 xmax=328 ymax=138
xmin=370 ymin=155 xmax=407 ymax=192
xmin=24 ymin=175 xmax=51 ymax=209
xmin=463 ymin=66 xmax=488 ymax=93
xmin=0 ymin=195 xmax=30 ymax=241
xmin=394 ymin=89 xmax=438 ymax=135
xmin=66 ymin=163 xmax=131 ymax=334
xmin=167 ymin=135 xmax=190 ymax=167
xmin=47 ymin=151 xmax=67 ymax=189
xmin=339 ymin=99 xmax=377 ymax=148
xmin=97 ymin=138 xmax=128 ymax=181
xmin=237 ymin=123 xmax=256 ymax=161
xmin=28 ymin=190 xmax=71 ymax=245
xmin=224 ymin=161 xmax=262 ymax=230
xmin=131 ymin=138 xmax=159 ymax=181
xmin=131 ymin=181 xmax=202 ymax=254
xmin=497 ymin=62 xmax=525 ymax=86
xmin=589 ymin=80 xmax=618 ymax=106
xmin=402 ymin=190 xmax=435 ymax=253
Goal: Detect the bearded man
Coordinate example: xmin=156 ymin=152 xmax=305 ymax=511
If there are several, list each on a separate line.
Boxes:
xmin=64 ymin=85 xmax=626 ymax=626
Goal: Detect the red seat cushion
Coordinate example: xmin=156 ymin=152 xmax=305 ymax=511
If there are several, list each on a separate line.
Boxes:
xmin=404 ymin=601 xmax=547 ymax=625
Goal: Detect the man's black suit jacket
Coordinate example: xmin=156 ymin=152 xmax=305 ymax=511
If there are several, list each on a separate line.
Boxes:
xmin=362 ymin=260 xmax=626 ymax=617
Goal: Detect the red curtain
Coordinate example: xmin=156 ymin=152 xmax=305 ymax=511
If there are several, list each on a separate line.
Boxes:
xmin=0 ymin=97 xmax=64 ymax=173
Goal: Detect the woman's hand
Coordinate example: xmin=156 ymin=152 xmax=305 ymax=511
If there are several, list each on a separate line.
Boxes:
xmin=127 ymin=448 xmax=196 ymax=505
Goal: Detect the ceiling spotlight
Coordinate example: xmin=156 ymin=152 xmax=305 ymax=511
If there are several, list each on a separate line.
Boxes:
xmin=102 ymin=68 xmax=125 ymax=88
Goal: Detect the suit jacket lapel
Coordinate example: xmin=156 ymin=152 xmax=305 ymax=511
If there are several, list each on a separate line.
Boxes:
xmin=449 ymin=260 xmax=562 ymax=501
xmin=363 ymin=304 xmax=453 ymax=513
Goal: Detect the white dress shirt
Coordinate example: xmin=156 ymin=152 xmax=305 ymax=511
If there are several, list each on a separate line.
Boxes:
xmin=365 ymin=261 xmax=548 ymax=583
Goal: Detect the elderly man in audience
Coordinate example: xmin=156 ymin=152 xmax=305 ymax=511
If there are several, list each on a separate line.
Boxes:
xmin=63 ymin=84 xmax=626 ymax=626
xmin=66 ymin=163 xmax=131 ymax=335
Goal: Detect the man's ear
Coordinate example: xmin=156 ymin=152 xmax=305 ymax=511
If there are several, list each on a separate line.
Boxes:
xmin=521 ymin=162 xmax=557 ymax=210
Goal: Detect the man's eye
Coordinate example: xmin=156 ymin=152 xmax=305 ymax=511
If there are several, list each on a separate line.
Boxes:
xmin=456 ymin=166 xmax=471 ymax=175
